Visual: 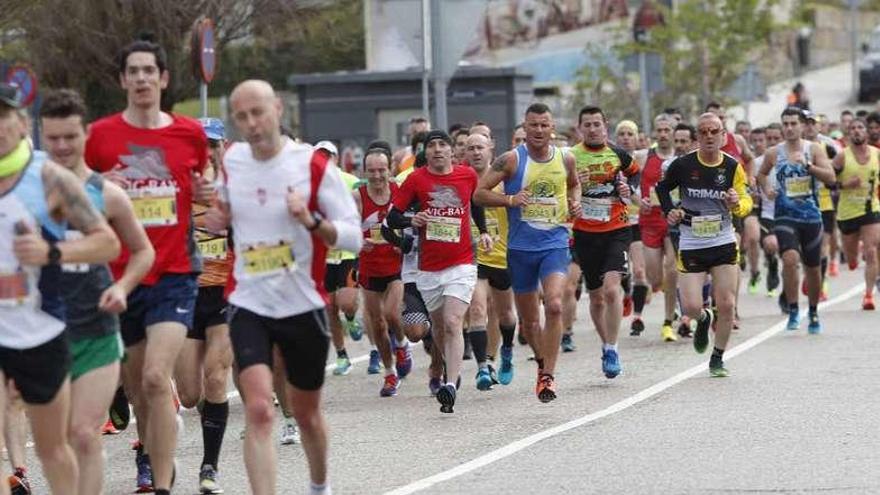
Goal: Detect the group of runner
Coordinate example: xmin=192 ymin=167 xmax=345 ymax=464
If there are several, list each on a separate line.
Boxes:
xmin=1 ymin=35 xmax=879 ymax=495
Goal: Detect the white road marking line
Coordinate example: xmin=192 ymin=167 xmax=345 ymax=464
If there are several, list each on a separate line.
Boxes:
xmin=384 ymin=284 xmax=866 ymax=495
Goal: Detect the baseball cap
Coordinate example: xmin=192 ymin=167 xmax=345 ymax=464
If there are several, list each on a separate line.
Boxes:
xmin=423 ymin=129 xmax=452 ymax=146
xmin=0 ymin=83 xmax=22 ymax=109
xmin=315 ymin=140 xmax=339 ymax=156
xmin=199 ymin=118 xmax=225 ymax=141
xmin=802 ymin=109 xmax=817 ymax=122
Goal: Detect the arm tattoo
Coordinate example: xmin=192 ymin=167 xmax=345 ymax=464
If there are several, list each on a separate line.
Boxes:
xmin=491 ymin=153 xmax=508 ymax=172
xmin=44 ymin=163 xmax=103 ymax=231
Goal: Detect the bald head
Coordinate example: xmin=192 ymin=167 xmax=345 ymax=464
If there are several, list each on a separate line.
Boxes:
xmin=696 ymin=112 xmax=725 ymax=155
xmin=230 ymin=79 xmax=276 ymax=106
xmin=466 ymin=132 xmax=493 ymax=172
xmin=230 ymin=79 xmax=284 ymax=160
xmin=697 ymin=112 xmax=723 ymax=128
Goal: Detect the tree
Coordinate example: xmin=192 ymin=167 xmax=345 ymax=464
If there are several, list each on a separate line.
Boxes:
xmin=571 ymin=0 xmax=784 ymax=123
xmin=0 ymin=0 xmax=363 ymax=119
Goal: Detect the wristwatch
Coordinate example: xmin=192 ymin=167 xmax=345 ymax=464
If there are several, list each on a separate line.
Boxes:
xmin=308 ymin=211 xmax=325 ymax=231
xmin=47 ymin=242 xmax=62 ymax=265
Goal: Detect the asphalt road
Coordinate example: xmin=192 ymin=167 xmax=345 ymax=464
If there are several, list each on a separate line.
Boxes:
xmin=10 ymin=265 xmax=879 ymax=495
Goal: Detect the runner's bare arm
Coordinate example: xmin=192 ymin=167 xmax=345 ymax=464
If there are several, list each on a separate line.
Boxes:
xmin=808 ymin=142 xmax=836 ymax=185
xmin=831 ymin=148 xmax=846 ymax=173
xmin=756 ymin=148 xmax=776 ymax=191
xmin=104 ymin=181 xmax=156 ymax=294
xmin=474 ymin=151 xmax=516 ymax=207
xmin=42 ymin=161 xmax=120 ymax=265
xmin=564 ymin=152 xmax=582 ymax=217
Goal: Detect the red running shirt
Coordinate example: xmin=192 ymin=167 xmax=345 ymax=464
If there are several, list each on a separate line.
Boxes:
xmin=392 ymin=165 xmax=478 ymax=272
xmin=358 ymin=183 xmax=402 ymax=278
xmin=85 ymin=113 xmax=208 ymax=285
xmin=639 ymin=149 xmax=668 ymax=221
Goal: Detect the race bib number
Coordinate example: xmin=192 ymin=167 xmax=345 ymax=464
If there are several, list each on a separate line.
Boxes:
xmin=0 ymin=271 xmax=29 ymax=304
xmin=198 ymin=237 xmax=228 ymax=261
xmin=425 ymin=216 xmax=461 ymax=243
xmin=581 ymin=197 xmax=612 ymax=222
xmin=242 ymin=242 xmax=295 ymax=276
xmin=131 ymin=195 xmax=178 ymax=227
xmin=691 ymin=214 xmax=722 ymax=238
xmin=326 ymin=249 xmax=344 ymax=265
xmin=522 ymin=197 xmax=559 ymax=224
xmin=785 ymin=176 xmax=811 ymax=198
xmin=369 ymin=225 xmax=387 ymax=245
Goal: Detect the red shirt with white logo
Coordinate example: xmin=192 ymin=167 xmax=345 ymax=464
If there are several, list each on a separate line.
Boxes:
xmin=85 ymin=113 xmax=207 ymax=285
xmin=392 ymin=165 xmax=478 ymax=272
xmin=358 ymin=183 xmax=402 ymax=279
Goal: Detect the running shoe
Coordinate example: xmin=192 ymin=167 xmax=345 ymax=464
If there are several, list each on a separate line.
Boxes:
xmin=660 ymin=322 xmax=677 ymax=342
xmin=807 ymin=313 xmax=822 ymax=335
xmin=829 ymin=260 xmax=839 ymax=277
xmin=709 ymin=356 xmax=729 ymax=378
xmin=498 ymin=345 xmax=514 ymax=385
xmin=748 ymin=273 xmax=761 ymax=295
xmin=279 ymin=419 xmax=300 ymax=445
xmin=863 ymin=293 xmax=876 ymax=311
xmin=437 ymin=383 xmax=457 ymax=413
xmin=630 ymin=318 xmax=645 ymax=336
xmin=536 ymin=373 xmax=557 ymax=403
xmin=677 ymin=316 xmax=693 ymax=338
xmin=561 ymin=333 xmax=577 ymax=352
xmin=367 ymin=349 xmax=381 ymax=374
xmin=344 ymin=317 xmax=364 ymax=341
xmin=102 ymin=418 xmax=120 ymax=435
xmin=766 ymin=265 xmax=780 ymax=293
xmin=380 ymin=374 xmax=399 ymax=397
xmin=767 ymin=288 xmax=779 ymax=298
xmin=395 ymin=341 xmax=413 ymax=378
xmin=135 ymin=445 xmax=153 ymax=493
xmin=601 ymin=348 xmax=622 ymax=379
xmin=622 ymin=295 xmax=633 ymax=317
xmin=8 ymin=468 xmax=30 ymax=495
xmin=693 ymin=310 xmax=713 ymax=354
xmin=109 ymin=385 xmax=130 ymax=431
xmin=487 ymin=363 xmax=499 ymax=385
xmin=333 ymin=355 xmax=352 ymax=376
xmin=199 ymin=464 xmax=224 ymax=494
xmin=428 ymin=376 xmax=442 ymax=396
xmin=475 ymin=368 xmax=493 ymax=391
xmin=786 ymin=309 xmax=801 ymax=331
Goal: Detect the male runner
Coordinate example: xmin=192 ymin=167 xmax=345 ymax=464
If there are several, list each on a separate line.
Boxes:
xmin=832 ymin=118 xmax=880 ymax=309
xmin=387 ymin=129 xmax=487 ymax=412
xmin=392 ymin=116 xmax=430 ymax=174
xmin=638 ymin=114 xmax=678 ymax=341
xmin=355 ymin=144 xmax=410 ymax=397
xmin=757 ymin=108 xmax=835 ymax=333
xmin=466 ymin=132 xmax=517 ymax=388
xmin=40 ymin=88 xmax=155 ymax=495
xmin=206 ymin=79 xmax=361 ymax=495
xmin=85 ymin=37 xmax=211 ymax=494
xmin=171 ymin=116 xmax=234 ymax=493
xmin=804 ymin=111 xmax=840 ymax=299
xmin=475 ymin=103 xmax=580 ymax=402
xmin=656 ymin=112 xmax=752 ymax=377
xmin=0 ymin=82 xmax=121 ymax=494
xmin=615 ymin=120 xmax=648 ymax=323
xmin=571 ymin=106 xmax=638 ymax=379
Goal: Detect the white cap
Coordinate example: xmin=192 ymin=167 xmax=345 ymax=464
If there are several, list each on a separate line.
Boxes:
xmin=315 ymin=140 xmax=338 ymax=156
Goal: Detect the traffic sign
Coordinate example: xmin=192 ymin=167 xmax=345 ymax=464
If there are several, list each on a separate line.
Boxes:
xmin=5 ymin=65 xmax=37 ymax=107
xmin=195 ymin=18 xmax=217 ymax=83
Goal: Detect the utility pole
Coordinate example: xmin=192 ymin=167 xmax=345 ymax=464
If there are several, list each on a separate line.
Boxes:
xmin=851 ymin=0 xmax=860 ymax=102
xmin=421 ymin=0 xmax=431 ymax=119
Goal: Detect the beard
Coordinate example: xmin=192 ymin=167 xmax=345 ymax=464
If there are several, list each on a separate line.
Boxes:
xmin=852 ymin=136 xmax=867 ymax=146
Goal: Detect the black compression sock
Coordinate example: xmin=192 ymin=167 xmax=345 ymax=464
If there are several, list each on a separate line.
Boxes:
xmin=469 ymin=327 xmax=488 ymax=365
xmin=336 ymin=348 xmax=348 ymax=358
xmin=500 ymin=322 xmax=516 ymax=348
xmin=663 ymin=319 xmax=672 ymax=326
xmin=622 ymin=272 xmax=632 ymax=294
xmin=536 ymin=357 xmax=545 ymax=371
xmin=633 ymin=284 xmax=648 ymax=314
xmin=201 ymin=400 xmax=229 ymax=469
xmin=712 ymin=347 xmax=724 ymax=359
xmin=155 ymin=490 xmax=170 ymax=495
xmin=821 ymin=256 xmax=828 ymax=281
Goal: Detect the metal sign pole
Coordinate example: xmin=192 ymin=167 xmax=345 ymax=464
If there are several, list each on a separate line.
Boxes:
xmin=200 ymin=82 xmax=208 ymax=118
xmin=421 ymin=0 xmax=431 ymax=120
xmin=638 ymin=50 xmax=650 ymax=136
